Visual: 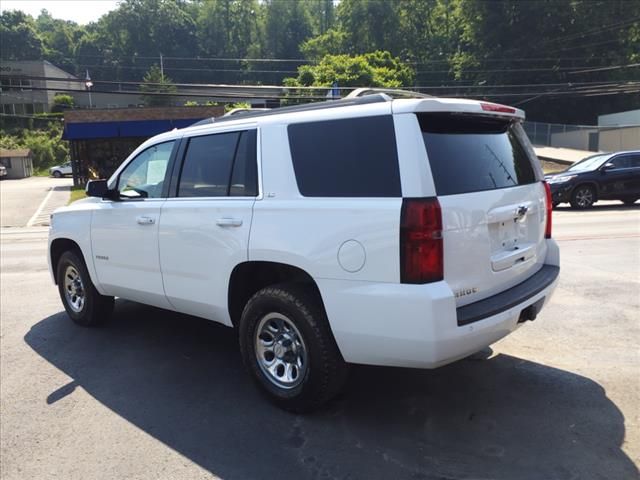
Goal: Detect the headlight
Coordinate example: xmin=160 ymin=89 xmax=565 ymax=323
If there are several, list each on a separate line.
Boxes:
xmin=546 ymin=175 xmax=576 ymax=184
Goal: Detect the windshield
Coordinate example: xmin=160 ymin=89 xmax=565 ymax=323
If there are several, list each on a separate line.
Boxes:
xmin=566 ymin=153 xmax=613 ymax=173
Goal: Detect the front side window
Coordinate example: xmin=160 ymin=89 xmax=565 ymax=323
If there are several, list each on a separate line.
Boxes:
xmin=178 ymin=130 xmax=258 ymax=197
xmin=118 ymin=141 xmax=174 ymax=199
xmin=608 ymin=156 xmax=631 ymax=170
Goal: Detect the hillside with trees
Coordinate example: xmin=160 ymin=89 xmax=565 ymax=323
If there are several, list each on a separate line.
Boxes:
xmin=1 ymin=0 xmax=639 ymax=122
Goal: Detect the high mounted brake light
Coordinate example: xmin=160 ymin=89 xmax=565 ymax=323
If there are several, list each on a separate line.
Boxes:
xmin=481 ymin=102 xmax=516 ymax=114
xmin=400 ymin=198 xmax=443 ymax=284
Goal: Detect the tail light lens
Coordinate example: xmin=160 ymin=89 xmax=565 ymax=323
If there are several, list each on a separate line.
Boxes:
xmin=400 ymin=198 xmax=443 ymax=284
xmin=543 ymin=181 xmax=553 ymax=238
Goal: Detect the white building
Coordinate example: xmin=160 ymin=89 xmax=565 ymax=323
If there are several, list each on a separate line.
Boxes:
xmin=598 ymin=109 xmax=640 ymax=126
xmin=0 ymin=60 xmax=85 ymax=114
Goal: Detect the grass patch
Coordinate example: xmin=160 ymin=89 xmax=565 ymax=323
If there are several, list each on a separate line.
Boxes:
xmin=33 ymin=168 xmax=51 ymax=177
xmin=68 ymin=186 xmax=86 ymax=204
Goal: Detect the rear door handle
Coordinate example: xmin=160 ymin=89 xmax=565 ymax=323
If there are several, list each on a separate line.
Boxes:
xmin=136 ymin=215 xmax=155 ymax=225
xmin=216 ymin=218 xmax=243 ymax=227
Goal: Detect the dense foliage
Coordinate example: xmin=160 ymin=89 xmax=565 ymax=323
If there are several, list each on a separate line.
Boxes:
xmin=0 ymin=121 xmax=69 ymax=170
xmin=1 ymin=0 xmax=639 ymax=122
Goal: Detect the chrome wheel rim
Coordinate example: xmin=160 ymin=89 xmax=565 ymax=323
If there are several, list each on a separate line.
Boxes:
xmin=576 ymin=188 xmax=593 ymax=207
xmin=63 ymin=265 xmax=85 ymax=313
xmin=255 ymin=313 xmax=308 ymax=389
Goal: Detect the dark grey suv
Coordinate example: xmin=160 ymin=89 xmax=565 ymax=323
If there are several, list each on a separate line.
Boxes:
xmin=545 ymin=151 xmax=640 ymax=209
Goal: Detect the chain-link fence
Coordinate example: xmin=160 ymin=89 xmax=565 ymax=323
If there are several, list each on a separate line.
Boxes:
xmin=524 ymin=121 xmax=640 ymax=152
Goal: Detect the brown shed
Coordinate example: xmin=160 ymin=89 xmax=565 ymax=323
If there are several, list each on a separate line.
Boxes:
xmin=0 ymin=149 xmax=33 ymax=179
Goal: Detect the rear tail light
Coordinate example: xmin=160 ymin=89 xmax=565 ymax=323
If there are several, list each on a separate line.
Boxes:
xmin=400 ymin=198 xmax=443 ymax=284
xmin=543 ymin=181 xmax=553 ymax=238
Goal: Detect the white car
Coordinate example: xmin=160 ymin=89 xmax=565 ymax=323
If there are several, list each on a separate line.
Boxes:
xmin=50 ymin=162 xmax=72 ymax=178
xmin=48 ymin=92 xmax=559 ymax=412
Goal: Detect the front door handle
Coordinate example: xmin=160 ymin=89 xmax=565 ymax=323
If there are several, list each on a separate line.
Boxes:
xmin=136 ymin=215 xmax=155 ymax=225
xmin=216 ymin=218 xmax=243 ymax=227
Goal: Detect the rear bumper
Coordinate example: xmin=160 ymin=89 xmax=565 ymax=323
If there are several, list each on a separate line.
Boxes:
xmin=457 ymin=265 xmax=559 ymax=326
xmin=319 ymin=240 xmax=560 ymax=369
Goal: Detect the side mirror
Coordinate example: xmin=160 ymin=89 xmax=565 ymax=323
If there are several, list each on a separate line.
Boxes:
xmin=601 ymin=163 xmax=615 ymax=171
xmin=86 ymin=179 xmax=112 ymax=198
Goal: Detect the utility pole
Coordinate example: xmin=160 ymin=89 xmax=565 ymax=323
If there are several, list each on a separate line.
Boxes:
xmin=160 ymin=53 xmax=164 ymax=82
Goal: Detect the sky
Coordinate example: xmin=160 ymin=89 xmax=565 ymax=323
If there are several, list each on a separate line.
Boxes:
xmin=1 ymin=0 xmax=119 ymax=24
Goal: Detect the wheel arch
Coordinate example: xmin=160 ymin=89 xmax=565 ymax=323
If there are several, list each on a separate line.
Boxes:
xmin=228 ymin=261 xmax=324 ymax=328
xmin=50 ymin=238 xmax=89 ymax=285
xmin=571 ymin=181 xmax=600 ymax=199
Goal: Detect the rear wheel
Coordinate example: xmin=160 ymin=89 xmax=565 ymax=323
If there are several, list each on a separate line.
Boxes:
xmin=570 ymin=185 xmax=595 ymax=209
xmin=239 ymin=283 xmax=348 ymax=412
xmin=56 ymin=250 xmax=114 ymax=326
xmin=52 ymin=170 xmax=62 ymax=178
xmin=622 ymin=197 xmax=638 ymax=206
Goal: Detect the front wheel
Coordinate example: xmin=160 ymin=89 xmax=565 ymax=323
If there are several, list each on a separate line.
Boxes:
xmin=52 ymin=170 xmax=62 ymax=178
xmin=570 ymin=185 xmax=595 ymax=209
xmin=239 ymin=284 xmax=348 ymax=413
xmin=56 ymin=250 xmax=114 ymax=326
xmin=622 ymin=197 xmax=638 ymax=206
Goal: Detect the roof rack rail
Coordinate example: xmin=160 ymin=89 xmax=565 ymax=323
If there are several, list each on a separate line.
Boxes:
xmin=190 ymin=93 xmax=391 ymax=126
xmin=346 ymin=87 xmax=431 ymax=99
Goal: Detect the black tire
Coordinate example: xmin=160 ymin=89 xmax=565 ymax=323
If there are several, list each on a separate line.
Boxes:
xmin=570 ymin=185 xmax=596 ymax=209
xmin=622 ymin=197 xmax=638 ymax=206
xmin=239 ymin=283 xmax=348 ymax=413
xmin=56 ymin=250 xmax=114 ymax=326
xmin=52 ymin=170 xmax=62 ymax=178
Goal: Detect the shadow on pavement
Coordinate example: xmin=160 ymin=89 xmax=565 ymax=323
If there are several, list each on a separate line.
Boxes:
xmin=25 ymin=301 xmax=638 ymax=480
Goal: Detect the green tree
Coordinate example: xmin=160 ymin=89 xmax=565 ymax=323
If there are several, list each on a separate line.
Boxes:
xmin=0 ymin=11 xmax=44 ymax=60
xmin=264 ymin=0 xmax=314 ymax=58
xmin=36 ymin=10 xmax=86 ymax=72
xmin=336 ymin=0 xmax=401 ymax=55
xmin=139 ymin=65 xmax=177 ymax=106
xmin=51 ymin=94 xmax=75 ymax=112
xmin=285 ymin=51 xmax=414 ymax=88
xmin=0 ymin=122 xmax=69 ymax=170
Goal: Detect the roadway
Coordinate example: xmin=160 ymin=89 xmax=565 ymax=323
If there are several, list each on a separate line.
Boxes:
xmin=0 ymin=201 xmax=638 ymax=480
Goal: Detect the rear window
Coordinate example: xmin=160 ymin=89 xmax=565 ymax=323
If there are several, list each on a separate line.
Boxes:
xmin=418 ymin=113 xmax=539 ymax=196
xmin=288 ymin=115 xmax=401 ymax=197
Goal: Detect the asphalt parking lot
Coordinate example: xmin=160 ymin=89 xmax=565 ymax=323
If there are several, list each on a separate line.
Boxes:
xmin=1 ymin=201 xmax=639 ymax=479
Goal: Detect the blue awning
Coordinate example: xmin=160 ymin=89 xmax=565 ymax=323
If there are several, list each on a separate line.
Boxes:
xmin=62 ymin=118 xmax=204 ymax=140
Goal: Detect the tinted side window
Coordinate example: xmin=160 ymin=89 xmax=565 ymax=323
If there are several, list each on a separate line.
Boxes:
xmin=628 ymin=155 xmax=640 ymax=168
xmin=230 ymin=130 xmax=258 ymax=196
xmin=178 ymin=132 xmax=240 ymax=197
xmin=418 ymin=114 xmax=538 ymax=196
xmin=288 ymin=116 xmax=401 ymax=197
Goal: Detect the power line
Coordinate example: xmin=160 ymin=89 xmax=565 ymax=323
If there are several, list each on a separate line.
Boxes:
xmin=71 ymin=53 xmax=624 ymax=65
xmin=3 ymin=84 xmax=637 ymax=102
xmin=72 ymin=62 xmax=636 ymax=76
xmin=0 ymin=113 xmax=62 ymax=121
xmin=536 ymin=17 xmax=640 ymax=47
xmin=568 ymin=63 xmax=640 ymax=75
xmin=6 ymin=74 xmax=640 ymax=92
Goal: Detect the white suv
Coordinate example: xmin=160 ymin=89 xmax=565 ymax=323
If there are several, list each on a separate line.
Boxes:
xmin=48 ymin=93 xmax=559 ymax=412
